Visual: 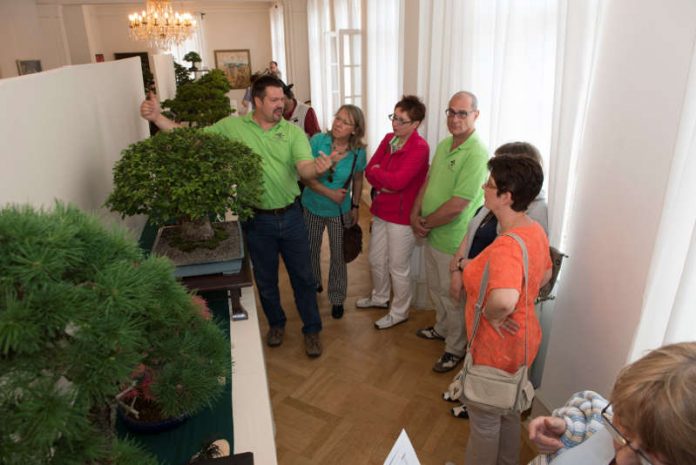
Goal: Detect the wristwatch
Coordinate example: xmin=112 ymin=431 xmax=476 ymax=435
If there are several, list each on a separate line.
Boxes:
xmin=456 ymin=256 xmax=465 ymax=272
xmin=351 ymin=203 xmax=359 ymax=209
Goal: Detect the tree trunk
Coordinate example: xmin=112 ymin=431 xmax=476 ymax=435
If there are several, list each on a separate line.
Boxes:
xmin=180 ymin=218 xmax=214 ymax=242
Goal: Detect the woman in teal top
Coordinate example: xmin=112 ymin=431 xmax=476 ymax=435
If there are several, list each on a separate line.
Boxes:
xmin=301 ymin=105 xmax=367 ymax=319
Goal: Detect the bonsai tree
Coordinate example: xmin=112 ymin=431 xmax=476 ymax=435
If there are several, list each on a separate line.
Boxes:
xmin=0 ymin=203 xmax=230 ymax=465
xmin=162 ymin=69 xmax=233 ymax=127
xmin=174 ymin=61 xmax=193 ymax=88
xmin=105 ymin=127 xmax=263 ymax=243
xmin=183 ymin=51 xmax=202 ymax=71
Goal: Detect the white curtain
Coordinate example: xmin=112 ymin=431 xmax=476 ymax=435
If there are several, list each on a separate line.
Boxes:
xmin=270 ymin=2 xmax=287 ymax=81
xmin=413 ymin=0 xmax=564 ymax=309
xmin=168 ymin=13 xmax=206 ymax=67
xmin=417 ymin=0 xmax=558 ymax=168
xmin=628 ymin=40 xmax=696 ymax=359
xmin=365 ymin=0 xmax=403 ymax=156
xmin=546 ymin=0 xmax=603 ymax=249
xmin=307 ymin=0 xmax=361 ymax=128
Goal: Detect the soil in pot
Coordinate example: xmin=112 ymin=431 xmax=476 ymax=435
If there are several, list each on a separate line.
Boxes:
xmin=118 ymin=398 xmax=189 ymax=434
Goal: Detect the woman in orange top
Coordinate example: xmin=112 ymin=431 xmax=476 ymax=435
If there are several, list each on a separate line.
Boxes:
xmin=461 ymin=152 xmax=552 ymax=465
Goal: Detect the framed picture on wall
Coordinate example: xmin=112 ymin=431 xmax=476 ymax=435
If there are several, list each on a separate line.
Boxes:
xmin=214 ymin=49 xmax=251 ymax=89
xmin=16 ymin=60 xmax=43 ymax=75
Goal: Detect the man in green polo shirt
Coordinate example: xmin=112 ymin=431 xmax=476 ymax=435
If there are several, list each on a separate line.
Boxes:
xmin=140 ymin=75 xmax=331 ymax=358
xmin=410 ymin=91 xmax=489 ymax=372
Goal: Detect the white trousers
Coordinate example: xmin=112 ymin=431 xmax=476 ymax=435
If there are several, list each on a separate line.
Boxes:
xmin=368 ymin=217 xmax=416 ymax=319
xmin=424 ymin=243 xmax=467 ymax=357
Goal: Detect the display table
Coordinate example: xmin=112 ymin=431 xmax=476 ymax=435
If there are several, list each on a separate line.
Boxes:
xmin=230 ymin=287 xmax=278 ymax=465
xmin=136 ymin=221 xmax=276 ymax=464
xmin=181 ymin=255 xmax=253 ymax=320
xmin=115 ymin=290 xmax=234 ymax=464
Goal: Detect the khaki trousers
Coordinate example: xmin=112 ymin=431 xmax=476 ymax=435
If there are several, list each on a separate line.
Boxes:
xmin=464 ymin=404 xmax=521 ymax=465
xmin=424 ymin=243 xmax=466 ymax=356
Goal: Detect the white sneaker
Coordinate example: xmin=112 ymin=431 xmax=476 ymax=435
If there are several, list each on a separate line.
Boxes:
xmin=356 ymin=296 xmax=389 ymax=309
xmin=374 ymin=314 xmax=408 ymax=329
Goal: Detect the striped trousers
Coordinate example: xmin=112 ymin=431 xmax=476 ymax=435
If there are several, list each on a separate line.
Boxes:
xmin=303 ymin=209 xmax=349 ymax=305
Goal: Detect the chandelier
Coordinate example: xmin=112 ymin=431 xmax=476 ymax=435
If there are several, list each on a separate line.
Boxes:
xmin=128 ymin=0 xmax=196 ymax=49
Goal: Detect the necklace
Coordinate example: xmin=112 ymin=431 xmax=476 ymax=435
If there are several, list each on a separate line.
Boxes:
xmin=332 ymin=142 xmax=349 ymax=155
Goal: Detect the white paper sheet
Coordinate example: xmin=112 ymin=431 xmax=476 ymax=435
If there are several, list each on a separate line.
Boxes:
xmin=383 ymin=429 xmax=421 ymax=465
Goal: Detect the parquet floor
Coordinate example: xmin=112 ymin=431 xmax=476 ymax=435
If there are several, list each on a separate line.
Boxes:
xmin=256 ymin=205 xmax=536 ymax=465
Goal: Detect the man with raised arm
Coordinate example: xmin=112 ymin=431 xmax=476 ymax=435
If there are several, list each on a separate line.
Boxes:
xmin=140 ymin=75 xmax=331 ymax=357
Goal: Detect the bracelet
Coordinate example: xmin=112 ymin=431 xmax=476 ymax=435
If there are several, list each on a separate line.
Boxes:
xmin=456 ymin=256 xmax=465 ymax=272
xmin=351 ymin=203 xmax=359 ymax=209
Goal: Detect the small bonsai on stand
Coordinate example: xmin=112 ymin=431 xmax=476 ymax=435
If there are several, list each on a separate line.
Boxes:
xmin=183 ymin=51 xmax=202 ymax=72
xmin=0 ymin=203 xmax=231 ymax=465
xmin=106 ymin=128 xmax=262 ymax=247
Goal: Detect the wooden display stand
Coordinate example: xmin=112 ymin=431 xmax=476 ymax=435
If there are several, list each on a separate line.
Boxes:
xmin=181 ymin=255 xmax=253 ymax=320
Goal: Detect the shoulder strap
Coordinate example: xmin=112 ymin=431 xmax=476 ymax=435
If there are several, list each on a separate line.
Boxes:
xmin=467 ymin=232 xmax=530 ymax=367
xmin=338 ymin=151 xmax=359 ymax=224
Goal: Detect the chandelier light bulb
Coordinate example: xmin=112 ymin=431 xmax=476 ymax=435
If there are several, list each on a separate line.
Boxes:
xmin=127 ymin=0 xmax=196 ymax=49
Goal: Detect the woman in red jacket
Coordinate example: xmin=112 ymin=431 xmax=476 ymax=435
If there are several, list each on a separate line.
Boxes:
xmin=356 ymin=95 xmax=430 ymax=329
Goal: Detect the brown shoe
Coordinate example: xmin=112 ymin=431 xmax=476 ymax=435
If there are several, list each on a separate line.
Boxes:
xmin=304 ymin=332 xmax=322 ymax=357
xmin=266 ymin=327 xmax=284 ymax=347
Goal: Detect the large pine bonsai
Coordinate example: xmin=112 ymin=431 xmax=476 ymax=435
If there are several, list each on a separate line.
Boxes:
xmin=0 ymin=203 xmax=230 ymax=465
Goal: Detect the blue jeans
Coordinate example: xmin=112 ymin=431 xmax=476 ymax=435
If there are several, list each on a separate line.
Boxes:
xmin=242 ymin=202 xmax=322 ymax=334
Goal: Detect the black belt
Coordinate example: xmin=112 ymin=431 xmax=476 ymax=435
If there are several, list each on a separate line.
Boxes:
xmin=253 ymin=200 xmax=297 ymax=215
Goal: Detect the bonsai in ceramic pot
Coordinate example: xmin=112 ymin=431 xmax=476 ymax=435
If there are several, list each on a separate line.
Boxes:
xmin=0 ymin=203 xmax=230 ymax=465
xmin=106 ymin=127 xmax=262 ymax=248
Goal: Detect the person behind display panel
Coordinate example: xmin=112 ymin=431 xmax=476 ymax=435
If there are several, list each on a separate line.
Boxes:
xmin=528 ymin=342 xmax=696 ymax=465
xmin=282 ymin=83 xmax=321 ymax=138
xmin=241 ymin=71 xmax=263 ymax=114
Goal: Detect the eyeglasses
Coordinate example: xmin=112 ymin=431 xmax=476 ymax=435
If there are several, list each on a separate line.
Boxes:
xmin=482 ymin=178 xmax=497 ymax=190
xmin=601 ymin=404 xmax=654 ymax=465
xmin=334 ymin=115 xmax=354 ymax=126
xmin=388 ymin=113 xmax=413 ymax=125
xmin=445 ymin=108 xmax=474 ymax=119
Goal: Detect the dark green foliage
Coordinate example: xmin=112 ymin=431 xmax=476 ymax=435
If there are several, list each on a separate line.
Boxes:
xmin=174 ymin=61 xmax=193 ymax=88
xmin=183 ymin=51 xmax=202 ymax=67
xmin=0 ymin=203 xmax=230 ymax=464
xmin=106 ymin=127 xmax=263 ymax=225
xmin=162 ymin=69 xmax=233 ymax=127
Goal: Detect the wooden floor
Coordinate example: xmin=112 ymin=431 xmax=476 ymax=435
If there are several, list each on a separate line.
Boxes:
xmin=255 ymin=207 xmax=536 ymax=465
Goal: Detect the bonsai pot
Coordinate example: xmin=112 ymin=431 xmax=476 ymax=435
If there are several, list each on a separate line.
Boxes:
xmin=117 ymin=400 xmax=189 ymax=434
xmin=152 ymin=220 xmax=245 ymax=277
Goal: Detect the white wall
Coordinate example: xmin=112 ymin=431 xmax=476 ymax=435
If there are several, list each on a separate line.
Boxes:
xmin=283 ymin=0 xmax=311 ymax=103
xmin=0 ymin=58 xmax=149 ymax=233
xmin=202 ymin=2 xmax=274 ymax=105
xmin=37 ymin=5 xmax=71 ymax=70
xmin=0 ymin=0 xmax=44 ymax=79
xmin=539 ymin=0 xmax=696 ymax=408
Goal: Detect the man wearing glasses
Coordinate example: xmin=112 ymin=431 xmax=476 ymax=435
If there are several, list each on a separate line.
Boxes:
xmin=411 ymin=91 xmax=489 ymax=373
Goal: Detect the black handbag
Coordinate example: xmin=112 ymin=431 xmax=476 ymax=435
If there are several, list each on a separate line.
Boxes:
xmin=338 ymin=152 xmax=362 ymax=263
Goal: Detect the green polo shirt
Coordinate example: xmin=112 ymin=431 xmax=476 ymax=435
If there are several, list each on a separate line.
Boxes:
xmin=204 ymin=113 xmax=312 ymax=209
xmin=421 ymin=131 xmax=489 ymax=254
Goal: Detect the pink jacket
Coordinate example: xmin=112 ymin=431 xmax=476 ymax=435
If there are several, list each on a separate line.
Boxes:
xmin=366 ymin=132 xmax=430 ymax=225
